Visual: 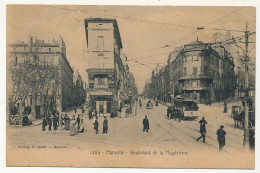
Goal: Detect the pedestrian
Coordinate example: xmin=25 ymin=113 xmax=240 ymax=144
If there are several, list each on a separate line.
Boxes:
xmin=125 ymin=108 xmax=129 ymax=118
xmin=249 ymin=129 xmax=255 ymax=150
xmin=64 ymin=114 xmax=70 ymax=130
xmin=89 ymin=110 xmax=92 ymax=119
xmin=70 ymin=117 xmax=77 ymax=136
xmin=103 ymin=116 xmax=108 ymax=134
xmin=61 ymin=114 xmax=65 ymax=130
xmin=42 ymin=116 xmax=47 ymax=131
xmin=72 ymin=115 xmax=76 ymax=120
xmin=10 ymin=115 xmax=15 ymax=125
xmin=53 ymin=114 xmax=58 ymax=130
xmin=143 ymin=115 xmax=149 ymax=132
xmin=177 ymin=108 xmax=182 ymax=122
xmin=167 ymin=107 xmax=170 ymax=119
xmin=216 ymin=125 xmax=226 ymax=151
xmin=197 ymin=117 xmax=207 ymax=143
xmin=174 ymin=107 xmax=178 ymax=120
xmin=47 ymin=115 xmax=52 ymax=131
xmin=78 ymin=119 xmax=86 ymax=133
xmin=94 ymin=117 xmax=99 ymax=134
xmin=77 ymin=114 xmax=81 ymax=130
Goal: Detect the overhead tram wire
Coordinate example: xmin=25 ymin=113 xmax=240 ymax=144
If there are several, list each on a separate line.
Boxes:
xmin=129 ymin=7 xmax=248 ymax=57
xmin=39 ymin=6 xmax=252 ymax=69
xmin=40 ymin=5 xmax=250 ymax=59
xmin=39 ymin=5 xmax=195 ymax=29
xmin=127 ymin=34 xmax=252 ymax=69
xmin=128 ymin=7 xmax=248 ymax=61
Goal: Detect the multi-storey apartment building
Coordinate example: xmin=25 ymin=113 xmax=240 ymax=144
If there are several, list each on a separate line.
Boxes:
xmin=8 ymin=36 xmax=83 ymax=118
xmin=144 ymin=39 xmax=236 ymax=104
xmin=85 ymin=18 xmax=137 ymax=115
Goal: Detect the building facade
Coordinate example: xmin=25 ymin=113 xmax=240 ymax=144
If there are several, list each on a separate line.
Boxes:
xmin=8 ymin=36 xmax=85 ymax=118
xmin=85 ymin=18 xmax=138 ymax=115
xmin=143 ymin=40 xmax=236 ymax=104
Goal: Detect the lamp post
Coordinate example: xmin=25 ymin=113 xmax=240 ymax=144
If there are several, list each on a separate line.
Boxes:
xmin=223 ymin=99 xmax=227 ymax=113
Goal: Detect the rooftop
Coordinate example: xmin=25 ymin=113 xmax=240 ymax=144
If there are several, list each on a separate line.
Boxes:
xmin=84 ymin=18 xmax=122 ymax=49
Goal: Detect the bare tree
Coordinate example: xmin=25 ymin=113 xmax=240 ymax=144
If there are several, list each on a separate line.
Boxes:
xmin=8 ymin=53 xmax=59 ymax=119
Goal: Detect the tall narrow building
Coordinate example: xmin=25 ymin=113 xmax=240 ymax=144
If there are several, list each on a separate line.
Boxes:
xmin=84 ymin=18 xmax=123 ymax=115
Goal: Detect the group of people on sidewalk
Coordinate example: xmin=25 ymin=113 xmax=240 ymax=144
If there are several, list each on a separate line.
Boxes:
xmin=167 ymin=106 xmax=183 ymax=122
xmin=41 ymin=110 xmax=110 ymax=136
xmin=93 ymin=116 xmax=108 ymax=134
xmin=42 ymin=113 xmax=60 ymax=131
xmin=42 ymin=113 xmax=86 ymax=135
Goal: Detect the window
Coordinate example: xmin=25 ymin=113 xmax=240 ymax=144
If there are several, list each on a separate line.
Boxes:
xmin=183 ymin=67 xmax=187 ymax=75
xmin=94 ymin=78 xmax=98 ymax=85
xmin=192 ymin=81 xmax=198 ymax=87
xmin=97 ymin=36 xmax=104 ymax=50
xmin=193 ymin=67 xmax=197 ymax=75
xmin=193 ymin=56 xmax=198 ymax=61
xmin=98 ymin=78 xmax=105 ymax=85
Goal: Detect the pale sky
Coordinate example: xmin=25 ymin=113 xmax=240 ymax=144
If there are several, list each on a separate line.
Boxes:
xmin=7 ymin=5 xmax=256 ymax=93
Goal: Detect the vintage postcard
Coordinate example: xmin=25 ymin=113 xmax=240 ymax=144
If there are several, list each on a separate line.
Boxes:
xmin=6 ymin=5 xmax=256 ymax=168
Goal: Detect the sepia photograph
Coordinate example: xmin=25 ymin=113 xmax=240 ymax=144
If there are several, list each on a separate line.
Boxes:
xmin=5 ymin=5 xmax=256 ymax=168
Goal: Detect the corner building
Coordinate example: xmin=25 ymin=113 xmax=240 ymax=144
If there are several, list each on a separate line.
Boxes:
xmin=85 ymin=18 xmax=123 ymax=115
xmin=169 ymin=41 xmax=235 ymax=104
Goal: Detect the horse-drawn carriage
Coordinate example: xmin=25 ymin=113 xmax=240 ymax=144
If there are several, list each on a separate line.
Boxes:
xmin=232 ymin=105 xmax=255 ymax=128
xmin=146 ymin=100 xmax=153 ymax=109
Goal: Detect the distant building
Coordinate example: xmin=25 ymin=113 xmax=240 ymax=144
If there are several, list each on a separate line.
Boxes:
xmin=84 ymin=18 xmax=137 ymax=115
xmin=73 ymin=69 xmax=87 ymax=107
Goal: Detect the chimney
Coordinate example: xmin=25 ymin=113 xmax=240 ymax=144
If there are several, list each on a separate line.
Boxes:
xmin=28 ymin=35 xmax=33 ymax=44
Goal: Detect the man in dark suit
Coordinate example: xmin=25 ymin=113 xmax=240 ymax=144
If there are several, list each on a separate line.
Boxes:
xmin=53 ymin=114 xmax=59 ymax=130
xmin=103 ymin=116 xmax=108 ymax=134
xmin=94 ymin=117 xmax=99 ymax=134
xmin=197 ymin=117 xmax=207 ymax=143
xmin=143 ymin=115 xmax=149 ymax=132
xmin=216 ymin=125 xmax=226 ymax=151
xmin=47 ymin=115 xmax=52 ymax=131
xmin=42 ymin=116 xmax=47 ymax=131
xmin=77 ymin=115 xmax=81 ymax=130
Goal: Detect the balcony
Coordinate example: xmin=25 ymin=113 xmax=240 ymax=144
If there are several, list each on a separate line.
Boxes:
xmin=178 ymin=75 xmax=213 ymax=81
xmin=182 ymin=86 xmax=207 ymax=91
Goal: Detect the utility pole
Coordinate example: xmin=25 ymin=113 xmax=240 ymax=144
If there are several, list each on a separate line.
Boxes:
xmin=243 ymin=21 xmax=250 ymax=148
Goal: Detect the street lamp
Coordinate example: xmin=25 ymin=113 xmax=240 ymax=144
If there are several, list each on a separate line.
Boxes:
xmin=223 ymin=99 xmax=227 ymax=113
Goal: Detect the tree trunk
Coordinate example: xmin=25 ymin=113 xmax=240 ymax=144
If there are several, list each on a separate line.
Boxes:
xmin=18 ymin=90 xmax=28 ymax=117
xmin=31 ymin=90 xmax=36 ymax=119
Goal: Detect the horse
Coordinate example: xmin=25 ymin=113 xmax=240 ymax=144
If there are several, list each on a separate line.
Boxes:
xmin=234 ymin=111 xmax=245 ymax=128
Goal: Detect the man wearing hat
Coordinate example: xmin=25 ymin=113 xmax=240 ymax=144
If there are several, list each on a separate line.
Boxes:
xmin=143 ymin=115 xmax=149 ymax=132
xmin=103 ymin=116 xmax=108 ymax=134
xmin=94 ymin=117 xmax=99 ymax=134
xmin=216 ymin=125 xmax=226 ymax=151
xmin=197 ymin=117 xmax=207 ymax=143
xmin=47 ymin=115 xmax=52 ymax=131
